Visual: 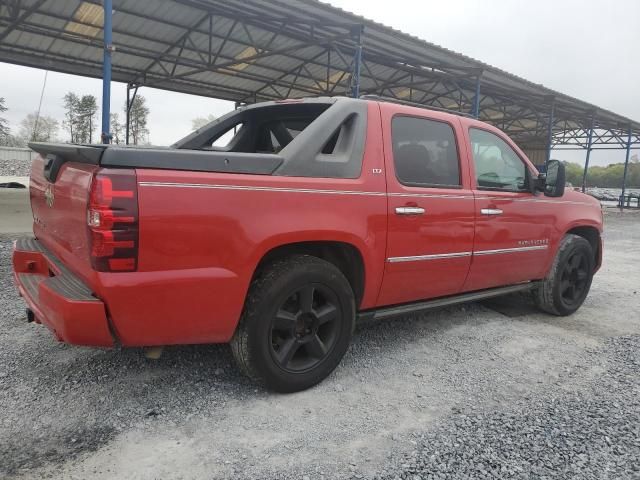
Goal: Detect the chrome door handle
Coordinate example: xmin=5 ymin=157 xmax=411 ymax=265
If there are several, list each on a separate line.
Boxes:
xmin=395 ymin=206 xmax=425 ymax=215
xmin=481 ymin=208 xmax=503 ymax=216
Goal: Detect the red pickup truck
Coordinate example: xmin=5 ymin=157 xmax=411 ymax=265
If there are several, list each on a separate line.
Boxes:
xmin=13 ymin=97 xmax=603 ymax=392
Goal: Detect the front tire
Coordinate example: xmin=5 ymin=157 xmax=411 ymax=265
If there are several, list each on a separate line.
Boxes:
xmin=534 ymin=234 xmax=595 ymax=316
xmin=231 ymin=255 xmax=355 ymax=392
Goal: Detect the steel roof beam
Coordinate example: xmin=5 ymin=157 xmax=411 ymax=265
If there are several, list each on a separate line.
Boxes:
xmin=0 ymin=0 xmax=47 ymax=42
xmin=0 ymin=21 xmax=344 ymax=98
xmin=3 ymin=7 xmax=365 ymax=89
xmin=171 ymin=32 xmax=353 ymax=80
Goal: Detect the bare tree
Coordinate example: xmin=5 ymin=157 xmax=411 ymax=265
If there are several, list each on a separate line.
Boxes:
xmin=125 ymin=95 xmax=150 ymax=145
xmin=0 ymin=97 xmax=19 ymax=146
xmin=191 ymin=114 xmax=217 ymax=131
xmin=76 ymin=95 xmax=98 ymax=143
xmin=0 ymin=97 xmax=9 ymax=142
xmin=18 ymin=112 xmax=59 ymax=143
xmin=110 ymin=113 xmax=124 ymax=144
xmin=62 ymin=92 xmax=80 ymax=143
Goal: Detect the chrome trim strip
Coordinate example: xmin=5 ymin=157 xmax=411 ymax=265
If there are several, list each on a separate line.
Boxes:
xmin=140 ymin=182 xmax=479 ymax=200
xmin=474 ymin=196 xmax=594 ymax=206
xmin=473 ymin=245 xmax=548 ymax=256
xmin=387 ymin=245 xmax=548 ymax=263
xmin=139 ymin=182 xmax=386 ymax=196
xmin=388 ymin=192 xmax=473 ymax=199
xmin=387 ymin=251 xmax=472 ymax=263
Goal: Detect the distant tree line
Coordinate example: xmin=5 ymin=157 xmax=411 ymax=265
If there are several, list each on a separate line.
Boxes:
xmin=563 ymin=160 xmax=640 ymax=189
xmin=0 ymin=92 xmax=151 ymax=147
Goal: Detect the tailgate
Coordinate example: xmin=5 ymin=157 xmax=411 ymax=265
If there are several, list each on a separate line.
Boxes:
xmin=29 ymin=143 xmax=106 ymax=289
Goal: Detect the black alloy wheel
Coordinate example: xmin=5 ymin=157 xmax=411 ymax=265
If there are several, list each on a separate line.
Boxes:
xmin=269 ymin=284 xmax=341 ymax=373
xmin=534 ymin=234 xmax=595 ymax=316
xmin=559 ymin=250 xmax=590 ymax=307
xmin=231 ymin=255 xmax=356 ymax=392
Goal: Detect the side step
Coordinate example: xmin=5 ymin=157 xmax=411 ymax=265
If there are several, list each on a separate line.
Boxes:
xmin=357 ymin=282 xmax=539 ymax=322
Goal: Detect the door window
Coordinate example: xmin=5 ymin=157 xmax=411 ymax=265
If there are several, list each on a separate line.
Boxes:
xmin=391 ymin=116 xmax=461 ymax=187
xmin=469 ymin=128 xmax=528 ymax=191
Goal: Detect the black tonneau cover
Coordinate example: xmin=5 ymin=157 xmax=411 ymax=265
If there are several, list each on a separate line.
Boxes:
xmin=28 ymin=142 xmax=283 ymax=182
xmin=101 ymin=147 xmax=283 ymax=175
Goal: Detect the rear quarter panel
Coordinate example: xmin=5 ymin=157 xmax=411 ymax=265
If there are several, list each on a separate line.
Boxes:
xmin=104 ymin=102 xmax=388 ymax=346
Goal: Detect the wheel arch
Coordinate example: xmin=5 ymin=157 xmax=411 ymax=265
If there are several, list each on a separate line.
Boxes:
xmin=564 ymin=225 xmax=602 ymax=271
xmin=251 ymin=240 xmax=366 ymax=308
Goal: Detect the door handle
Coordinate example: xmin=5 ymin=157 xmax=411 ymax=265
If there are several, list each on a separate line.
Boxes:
xmin=480 ymin=208 xmax=503 ymax=216
xmin=395 ymin=206 xmax=425 ymax=215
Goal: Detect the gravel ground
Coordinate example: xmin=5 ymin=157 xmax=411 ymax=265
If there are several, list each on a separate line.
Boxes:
xmin=0 ymin=157 xmax=32 ymax=177
xmin=380 ymin=335 xmax=640 ymax=480
xmin=1 ymin=211 xmax=639 ymax=479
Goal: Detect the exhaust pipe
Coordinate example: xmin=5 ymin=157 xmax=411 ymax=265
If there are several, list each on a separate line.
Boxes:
xmin=143 ymin=346 xmax=164 ymax=360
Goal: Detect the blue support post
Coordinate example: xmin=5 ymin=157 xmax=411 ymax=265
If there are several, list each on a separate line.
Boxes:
xmin=350 ymin=25 xmax=363 ymax=98
xmin=545 ymin=100 xmax=555 ymax=167
xmin=620 ymin=127 xmax=633 ymax=208
xmin=472 ymin=75 xmax=481 ymax=118
xmin=101 ymin=0 xmax=113 ymax=144
xmin=581 ymin=116 xmax=595 ymax=193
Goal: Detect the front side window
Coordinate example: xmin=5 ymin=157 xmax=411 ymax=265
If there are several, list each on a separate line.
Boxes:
xmin=470 ymin=128 xmax=528 ymax=191
xmin=392 ymin=116 xmax=461 ymax=188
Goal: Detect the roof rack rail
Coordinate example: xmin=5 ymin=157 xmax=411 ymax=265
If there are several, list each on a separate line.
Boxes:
xmin=360 ymin=94 xmax=477 ymax=119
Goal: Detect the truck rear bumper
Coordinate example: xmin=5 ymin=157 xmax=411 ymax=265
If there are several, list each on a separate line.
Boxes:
xmin=12 ymin=237 xmax=114 ymax=347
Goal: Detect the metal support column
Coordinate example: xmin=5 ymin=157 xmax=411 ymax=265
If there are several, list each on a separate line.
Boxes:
xmin=350 ymin=25 xmax=363 ymax=98
xmin=620 ymin=127 xmax=633 ymax=208
xmin=581 ymin=116 xmax=595 ymax=193
xmin=125 ymin=83 xmax=138 ymax=145
xmin=472 ymin=75 xmax=481 ymax=118
xmin=545 ymin=100 xmax=555 ymax=167
xmin=100 ymin=0 xmax=113 ymax=144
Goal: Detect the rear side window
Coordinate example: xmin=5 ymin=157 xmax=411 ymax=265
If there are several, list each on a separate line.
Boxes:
xmin=392 ymin=116 xmax=461 ymax=187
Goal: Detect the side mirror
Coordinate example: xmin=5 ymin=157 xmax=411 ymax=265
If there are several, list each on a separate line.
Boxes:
xmin=539 ymin=160 xmax=565 ymax=197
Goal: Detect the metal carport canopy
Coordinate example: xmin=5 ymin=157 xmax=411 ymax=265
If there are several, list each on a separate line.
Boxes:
xmin=1 ymin=0 xmax=639 ymax=153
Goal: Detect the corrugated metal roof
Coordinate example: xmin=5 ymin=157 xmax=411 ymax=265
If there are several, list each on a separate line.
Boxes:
xmin=1 ymin=0 xmax=638 ymax=149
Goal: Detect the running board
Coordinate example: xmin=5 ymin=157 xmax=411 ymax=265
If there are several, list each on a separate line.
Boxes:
xmin=357 ymin=282 xmax=539 ymax=322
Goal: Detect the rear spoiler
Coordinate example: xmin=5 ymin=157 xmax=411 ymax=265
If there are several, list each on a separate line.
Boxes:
xmin=29 ymin=143 xmax=107 ymax=182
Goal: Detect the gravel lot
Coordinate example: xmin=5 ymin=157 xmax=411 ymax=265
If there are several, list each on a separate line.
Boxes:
xmin=0 ymin=156 xmax=32 ymax=177
xmin=1 ymin=211 xmax=639 ymax=479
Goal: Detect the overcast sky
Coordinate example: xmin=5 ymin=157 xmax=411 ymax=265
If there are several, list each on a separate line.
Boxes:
xmin=1 ymin=0 xmax=638 ymax=166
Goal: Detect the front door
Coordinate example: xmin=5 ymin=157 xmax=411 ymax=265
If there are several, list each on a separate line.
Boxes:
xmin=378 ymin=110 xmax=475 ymax=306
xmin=463 ymin=126 xmax=554 ymax=291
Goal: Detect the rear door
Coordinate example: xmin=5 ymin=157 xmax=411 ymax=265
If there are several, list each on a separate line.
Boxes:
xmin=377 ymin=104 xmax=475 ymax=306
xmin=463 ymin=126 xmax=553 ymax=291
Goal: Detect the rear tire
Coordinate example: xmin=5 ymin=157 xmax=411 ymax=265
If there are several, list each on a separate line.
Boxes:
xmin=534 ymin=234 xmax=594 ymax=316
xmin=231 ymin=255 xmax=355 ymax=392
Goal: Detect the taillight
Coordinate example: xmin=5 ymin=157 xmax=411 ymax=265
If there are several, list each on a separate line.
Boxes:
xmin=87 ymin=169 xmax=139 ymax=272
